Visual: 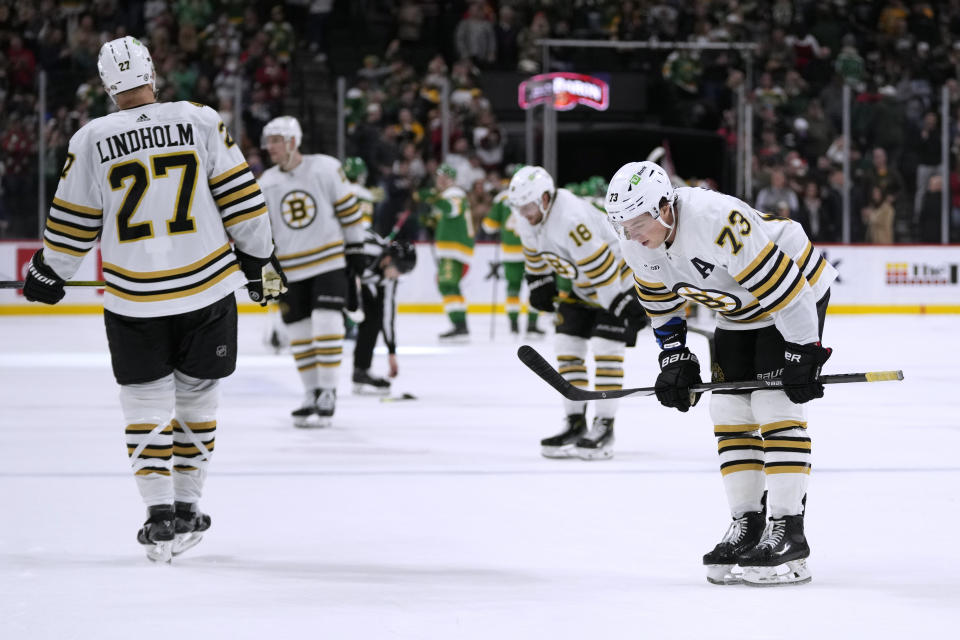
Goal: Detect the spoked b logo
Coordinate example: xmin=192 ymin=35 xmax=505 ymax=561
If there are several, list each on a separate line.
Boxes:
xmin=281 ymin=190 xmax=317 ymax=229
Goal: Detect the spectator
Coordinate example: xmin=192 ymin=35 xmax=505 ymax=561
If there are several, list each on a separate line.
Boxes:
xmin=914 ymin=111 xmax=943 ymax=217
xmin=263 ymin=5 xmax=295 ymax=63
xmin=494 ymin=5 xmax=520 ymax=71
xmin=455 ymin=2 xmax=496 ymax=67
xmin=862 ymin=185 xmax=896 ymax=244
xmin=755 ymin=167 xmax=799 ymax=218
xmin=918 ymin=173 xmax=945 ymax=242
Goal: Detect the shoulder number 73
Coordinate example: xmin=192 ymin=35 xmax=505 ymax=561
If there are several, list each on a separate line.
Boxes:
xmin=714 ymin=210 xmax=751 ymax=255
xmin=109 ymin=151 xmax=199 ymax=242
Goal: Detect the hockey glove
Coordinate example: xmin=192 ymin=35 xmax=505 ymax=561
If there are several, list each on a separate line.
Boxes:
xmin=344 ymin=242 xmax=366 ymax=276
xmin=526 ymin=274 xmax=557 ymax=312
xmin=609 ymin=290 xmax=648 ymax=331
xmin=23 ymin=251 xmax=66 ymax=305
xmin=236 ymin=249 xmax=288 ymax=306
xmin=655 ymin=348 xmax=702 ymax=412
xmin=782 ymin=341 xmax=832 ymax=404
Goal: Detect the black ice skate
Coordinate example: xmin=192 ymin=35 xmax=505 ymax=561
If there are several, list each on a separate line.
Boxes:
xmin=173 ymin=501 xmax=211 ymax=556
xmin=136 ymin=504 xmax=176 ymax=563
xmin=525 ymin=324 xmax=546 ymax=340
xmin=438 ymin=322 xmax=470 ymax=343
xmin=541 ymin=413 xmax=587 ymax=458
xmin=703 ymin=499 xmax=767 ymax=585
xmin=738 ymin=515 xmax=811 ymax=586
xmin=316 ymin=388 xmax=337 ymax=418
xmin=292 ymin=389 xmax=331 ymax=428
xmin=576 ymin=417 xmax=615 ymax=460
xmin=509 ymin=316 xmax=520 ymax=335
xmin=353 ymin=369 xmax=391 ymax=396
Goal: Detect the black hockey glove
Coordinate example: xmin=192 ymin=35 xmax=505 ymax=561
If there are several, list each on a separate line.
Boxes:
xmin=655 ymin=348 xmax=702 ymax=412
xmin=23 ymin=251 xmax=66 ymax=305
xmin=344 ymin=242 xmax=366 ymax=276
xmin=782 ymin=341 xmax=832 ymax=404
xmin=526 ymin=273 xmax=557 ymax=312
xmin=609 ymin=290 xmax=648 ymax=331
xmin=236 ymin=249 xmax=287 ymax=306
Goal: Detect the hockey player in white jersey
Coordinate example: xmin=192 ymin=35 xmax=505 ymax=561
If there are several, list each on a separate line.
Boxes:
xmin=22 ymin=36 xmax=286 ymax=562
xmin=508 ymin=166 xmax=648 ymax=460
xmin=604 ymin=161 xmax=837 ymax=586
xmin=259 ymin=116 xmax=364 ymax=427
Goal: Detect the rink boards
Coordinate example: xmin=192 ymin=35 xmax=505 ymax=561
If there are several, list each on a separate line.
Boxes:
xmin=1 ymin=241 xmax=958 ymax=314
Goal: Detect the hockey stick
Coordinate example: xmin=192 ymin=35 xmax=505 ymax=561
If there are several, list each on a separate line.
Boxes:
xmin=517 ymin=344 xmax=903 ymax=401
xmin=0 ymin=280 xmax=105 ymax=289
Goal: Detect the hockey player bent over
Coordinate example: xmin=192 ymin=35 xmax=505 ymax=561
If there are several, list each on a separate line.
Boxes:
xmin=508 ymin=166 xmax=648 ymax=460
xmin=260 ymin=116 xmax=365 ymax=427
xmin=431 ymin=164 xmax=474 ymax=341
xmin=23 ymin=37 xmax=286 ymax=561
xmin=604 ymin=161 xmax=836 ymax=585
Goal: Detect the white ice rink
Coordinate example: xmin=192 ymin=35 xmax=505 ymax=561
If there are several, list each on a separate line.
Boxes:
xmin=1 ymin=310 xmax=958 ymax=639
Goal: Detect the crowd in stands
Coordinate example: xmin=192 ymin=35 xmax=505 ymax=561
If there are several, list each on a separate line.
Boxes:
xmin=347 ymin=0 xmax=960 ymax=244
xmin=0 ymin=0 xmax=300 ymax=238
xmin=3 ymin=1 xmax=960 ymax=243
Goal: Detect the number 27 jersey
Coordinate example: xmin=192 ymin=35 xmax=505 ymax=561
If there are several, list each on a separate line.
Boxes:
xmin=42 ymin=101 xmax=273 ymax=317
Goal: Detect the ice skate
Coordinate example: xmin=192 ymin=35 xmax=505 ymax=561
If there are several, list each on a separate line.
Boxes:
xmin=292 ymin=390 xmax=330 ymax=428
xmin=739 ymin=515 xmax=811 ymax=587
xmin=172 ymin=501 xmax=211 ymax=556
xmin=703 ymin=500 xmax=767 ymax=585
xmin=438 ymin=322 xmax=470 ymax=343
xmin=316 ymin=388 xmax=337 ymax=418
xmin=136 ymin=504 xmax=176 ymax=563
xmin=541 ymin=413 xmax=587 ymax=458
xmin=353 ymin=369 xmax=391 ymax=396
xmin=576 ymin=417 xmax=615 ymax=460
xmin=525 ymin=324 xmax=546 ymax=340
xmin=509 ymin=317 xmax=520 ymax=335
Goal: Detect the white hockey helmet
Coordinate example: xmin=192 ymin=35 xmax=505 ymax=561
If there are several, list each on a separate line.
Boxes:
xmin=262 ymin=115 xmax=303 ymax=150
xmin=605 ymin=161 xmax=675 ymax=224
xmin=97 ymin=36 xmax=156 ymax=102
xmin=507 ymin=165 xmax=555 ymax=219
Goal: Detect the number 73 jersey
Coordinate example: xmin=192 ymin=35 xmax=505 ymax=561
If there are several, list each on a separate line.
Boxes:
xmin=620 ymin=186 xmax=837 ymax=344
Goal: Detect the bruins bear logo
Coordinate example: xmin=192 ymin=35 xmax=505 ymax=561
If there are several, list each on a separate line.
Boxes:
xmin=281 ymin=190 xmax=318 ymax=229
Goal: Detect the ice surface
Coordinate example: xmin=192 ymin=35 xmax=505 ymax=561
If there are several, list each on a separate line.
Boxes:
xmin=1 ymin=311 xmax=958 ymax=639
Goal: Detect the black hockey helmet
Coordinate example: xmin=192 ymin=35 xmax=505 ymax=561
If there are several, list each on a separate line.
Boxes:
xmin=387 ymin=240 xmax=416 ymax=274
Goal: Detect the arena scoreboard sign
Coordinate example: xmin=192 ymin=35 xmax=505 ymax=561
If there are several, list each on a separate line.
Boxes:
xmin=518 ymin=72 xmax=610 ymax=111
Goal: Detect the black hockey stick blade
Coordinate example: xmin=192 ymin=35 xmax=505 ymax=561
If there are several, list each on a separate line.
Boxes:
xmin=517 ymin=345 xmax=903 ymax=402
xmin=0 ymin=280 xmax=105 ymax=289
xmin=380 ymin=392 xmax=417 ymax=403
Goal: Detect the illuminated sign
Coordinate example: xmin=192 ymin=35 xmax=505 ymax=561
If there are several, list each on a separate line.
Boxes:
xmin=518 ymin=72 xmax=610 ymax=111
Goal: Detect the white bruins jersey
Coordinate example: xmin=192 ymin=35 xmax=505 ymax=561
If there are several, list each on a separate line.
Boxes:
xmin=42 ymin=101 xmax=273 ymax=318
xmin=621 ymin=186 xmax=837 ymax=344
xmin=515 ymin=188 xmax=633 ymax=310
xmin=259 ymin=154 xmax=363 ymax=282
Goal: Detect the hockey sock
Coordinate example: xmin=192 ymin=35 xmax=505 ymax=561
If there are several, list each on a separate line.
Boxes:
xmin=591 ymin=337 xmax=624 ymax=419
xmin=287 ymin=317 xmax=320 ymax=393
xmin=311 ymin=309 xmax=345 ymax=389
xmin=556 ymin=333 xmax=589 ymax=416
xmin=753 ymin=390 xmax=811 ymax=517
xmin=438 ymin=259 xmax=466 ymax=325
xmin=120 ymin=374 xmax=176 ymax=507
xmin=711 ymin=392 xmax=765 ymax=516
xmin=172 ymin=372 xmax=218 ymax=504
